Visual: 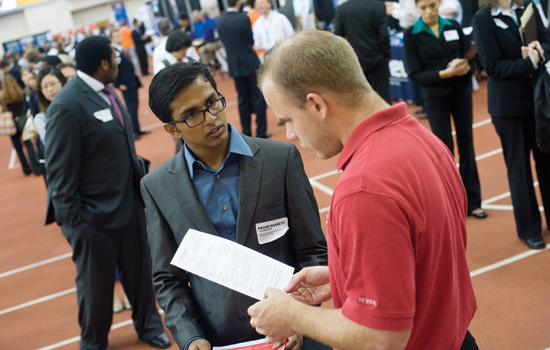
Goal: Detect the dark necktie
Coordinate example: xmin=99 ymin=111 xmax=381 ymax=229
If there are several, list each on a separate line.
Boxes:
xmin=101 ymin=86 xmax=125 ymax=126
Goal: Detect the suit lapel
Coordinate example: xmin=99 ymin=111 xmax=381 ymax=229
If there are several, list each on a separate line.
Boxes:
xmin=494 ymin=13 xmax=523 ymax=43
xmin=235 ymin=137 xmax=262 ymax=245
xmin=168 ymin=153 xmax=218 ymax=235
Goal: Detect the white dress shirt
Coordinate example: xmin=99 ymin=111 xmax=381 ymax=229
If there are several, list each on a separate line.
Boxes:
xmin=253 ymin=10 xmax=295 ymax=51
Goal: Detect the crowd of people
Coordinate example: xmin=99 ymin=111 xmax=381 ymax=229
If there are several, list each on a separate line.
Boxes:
xmin=1 ymin=0 xmax=549 ymax=349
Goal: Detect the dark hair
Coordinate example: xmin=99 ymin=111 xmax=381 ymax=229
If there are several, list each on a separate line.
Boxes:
xmin=149 ymin=61 xmax=217 ymax=123
xmin=227 ymin=0 xmax=240 ymax=7
xmin=180 ymin=13 xmax=189 ymax=20
xmin=36 ymin=66 xmax=67 ymax=112
xmin=75 ymin=36 xmax=113 ymax=75
xmin=166 ymin=31 xmax=192 ymax=53
xmin=38 ymin=55 xmax=63 ymax=67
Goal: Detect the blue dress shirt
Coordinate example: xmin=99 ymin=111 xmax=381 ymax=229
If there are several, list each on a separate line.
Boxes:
xmin=184 ymin=124 xmax=253 ymax=242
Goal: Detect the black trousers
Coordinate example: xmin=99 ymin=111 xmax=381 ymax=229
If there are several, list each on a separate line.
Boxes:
xmin=61 ymin=198 xmax=164 ymax=350
xmin=460 ymin=330 xmax=479 ymax=350
xmin=492 ymin=112 xmax=550 ymax=240
xmin=423 ymin=87 xmax=482 ymax=212
xmin=233 ymin=74 xmax=268 ymax=138
xmin=135 ymin=45 xmax=149 ymax=76
xmin=10 ymin=132 xmax=42 ymax=175
xmin=363 ymin=59 xmax=391 ymax=104
xmin=122 ymin=87 xmax=140 ymax=135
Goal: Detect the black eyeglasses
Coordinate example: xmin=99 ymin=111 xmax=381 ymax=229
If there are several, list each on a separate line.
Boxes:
xmin=168 ymin=93 xmax=226 ymax=128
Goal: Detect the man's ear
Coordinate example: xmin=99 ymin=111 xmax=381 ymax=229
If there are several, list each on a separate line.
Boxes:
xmin=164 ymin=123 xmax=183 ymax=138
xmin=305 ymin=93 xmax=328 ymax=121
xmin=100 ymin=59 xmax=110 ymax=71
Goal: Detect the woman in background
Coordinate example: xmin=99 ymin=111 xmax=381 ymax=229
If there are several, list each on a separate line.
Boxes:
xmin=0 ymin=74 xmax=41 ymax=176
xmin=473 ymin=0 xmax=550 ymax=249
xmin=34 ymin=66 xmax=67 ymax=146
xmin=404 ymin=0 xmax=487 ymax=219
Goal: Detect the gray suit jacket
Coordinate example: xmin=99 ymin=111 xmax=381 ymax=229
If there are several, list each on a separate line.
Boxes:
xmin=45 ymin=75 xmax=143 ymax=229
xmin=141 ymin=134 xmax=328 ymax=348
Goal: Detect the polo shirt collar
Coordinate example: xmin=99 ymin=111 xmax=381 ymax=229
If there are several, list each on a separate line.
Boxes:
xmin=337 ymin=102 xmax=410 ymax=171
xmin=411 ymin=16 xmax=453 ymax=38
xmin=184 ymin=123 xmax=253 ymax=177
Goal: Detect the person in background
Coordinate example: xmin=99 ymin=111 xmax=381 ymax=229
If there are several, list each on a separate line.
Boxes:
xmin=473 ymin=0 xmax=550 ymax=249
xmin=111 ymin=28 xmax=150 ymax=140
xmin=1 ymin=54 xmax=25 ymax=88
xmin=252 ymin=0 xmax=295 ymax=53
xmin=334 ymin=0 xmax=392 ymax=103
xmin=143 ymin=61 xmax=329 ymax=350
xmin=44 ymin=36 xmax=171 ymax=350
xmin=404 ymin=0 xmax=487 ymax=219
xmin=20 ymin=66 xmax=45 ymax=171
xmin=57 ymin=62 xmax=77 ymax=82
xmin=34 ymin=66 xmax=67 ymax=147
xmin=246 ymin=29 xmax=478 ymax=350
xmin=0 ymin=74 xmax=42 ymax=176
xmin=132 ymin=18 xmax=151 ymax=76
xmin=217 ymin=0 xmax=270 ymax=139
xmin=178 ymin=13 xmax=193 ymax=37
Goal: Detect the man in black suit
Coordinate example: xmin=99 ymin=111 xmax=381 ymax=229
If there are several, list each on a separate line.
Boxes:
xmin=110 ymin=28 xmax=150 ymax=140
xmin=334 ymin=0 xmax=392 ymax=104
xmin=216 ymin=0 xmax=270 ymax=138
xmin=44 ymin=36 xmax=170 ymax=350
xmin=132 ymin=19 xmax=151 ymax=76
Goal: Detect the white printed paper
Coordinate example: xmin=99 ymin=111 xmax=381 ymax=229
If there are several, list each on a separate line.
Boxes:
xmin=255 ymin=217 xmax=288 ymax=245
xmin=93 ymin=108 xmax=114 ymax=122
xmin=171 ymin=229 xmax=294 ymax=300
xmin=443 ymin=29 xmax=459 ymax=41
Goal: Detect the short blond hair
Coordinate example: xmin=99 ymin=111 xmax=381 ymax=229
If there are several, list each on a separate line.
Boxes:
xmin=257 ymin=30 xmax=372 ymax=109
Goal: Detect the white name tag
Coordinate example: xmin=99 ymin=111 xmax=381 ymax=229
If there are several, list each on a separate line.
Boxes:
xmin=494 ymin=18 xmax=509 ymax=29
xmin=443 ymin=30 xmax=459 ymax=41
xmin=255 ymin=217 xmax=288 ymax=245
xmin=94 ymin=108 xmax=114 ymax=122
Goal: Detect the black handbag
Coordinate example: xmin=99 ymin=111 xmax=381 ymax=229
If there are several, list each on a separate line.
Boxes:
xmin=13 ymin=114 xmax=28 ymax=133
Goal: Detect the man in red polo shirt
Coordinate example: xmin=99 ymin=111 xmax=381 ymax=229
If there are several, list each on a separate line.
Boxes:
xmin=247 ymin=29 xmax=478 ymax=350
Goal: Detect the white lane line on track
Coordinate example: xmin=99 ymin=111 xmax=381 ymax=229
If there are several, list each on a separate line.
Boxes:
xmin=0 ymin=252 xmax=72 ymax=279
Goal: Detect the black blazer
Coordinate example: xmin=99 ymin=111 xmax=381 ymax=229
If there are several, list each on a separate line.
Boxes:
xmin=404 ymin=19 xmax=471 ymax=99
xmin=114 ymin=48 xmax=142 ymax=90
xmin=334 ymin=0 xmax=390 ymax=72
xmin=45 ymin=75 xmax=143 ymax=228
xmin=473 ymin=3 xmax=550 ymax=117
xmin=216 ymin=11 xmax=261 ymax=78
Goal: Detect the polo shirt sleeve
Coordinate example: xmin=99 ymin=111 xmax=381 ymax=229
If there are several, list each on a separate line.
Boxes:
xmin=330 ymin=190 xmax=417 ymax=331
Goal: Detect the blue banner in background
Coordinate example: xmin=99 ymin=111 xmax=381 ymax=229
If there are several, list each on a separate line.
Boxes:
xmin=112 ymin=2 xmax=129 ymax=24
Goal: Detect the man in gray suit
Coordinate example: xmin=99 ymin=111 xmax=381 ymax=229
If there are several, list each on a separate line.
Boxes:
xmin=143 ymin=62 xmax=328 ymax=350
xmin=45 ymin=36 xmax=170 ymax=350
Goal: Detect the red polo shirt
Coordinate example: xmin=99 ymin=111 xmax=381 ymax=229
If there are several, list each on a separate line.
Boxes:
xmin=327 ymin=103 xmax=477 ymax=349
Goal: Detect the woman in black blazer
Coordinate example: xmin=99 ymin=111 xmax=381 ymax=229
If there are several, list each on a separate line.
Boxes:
xmin=473 ymin=0 xmax=550 ymax=249
xmin=404 ymin=0 xmax=487 ymax=219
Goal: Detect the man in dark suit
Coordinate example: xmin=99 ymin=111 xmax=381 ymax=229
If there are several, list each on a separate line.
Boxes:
xmin=110 ymin=28 xmax=150 ymax=140
xmin=216 ymin=0 xmax=270 ymax=138
xmin=334 ymin=0 xmax=392 ymax=103
xmin=44 ymin=36 xmax=171 ymax=350
xmin=132 ymin=18 xmax=151 ymax=76
xmin=143 ymin=61 xmax=329 ymax=350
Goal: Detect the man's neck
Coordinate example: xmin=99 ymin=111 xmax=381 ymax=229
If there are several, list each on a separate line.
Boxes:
xmin=262 ymin=9 xmax=271 ymax=18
